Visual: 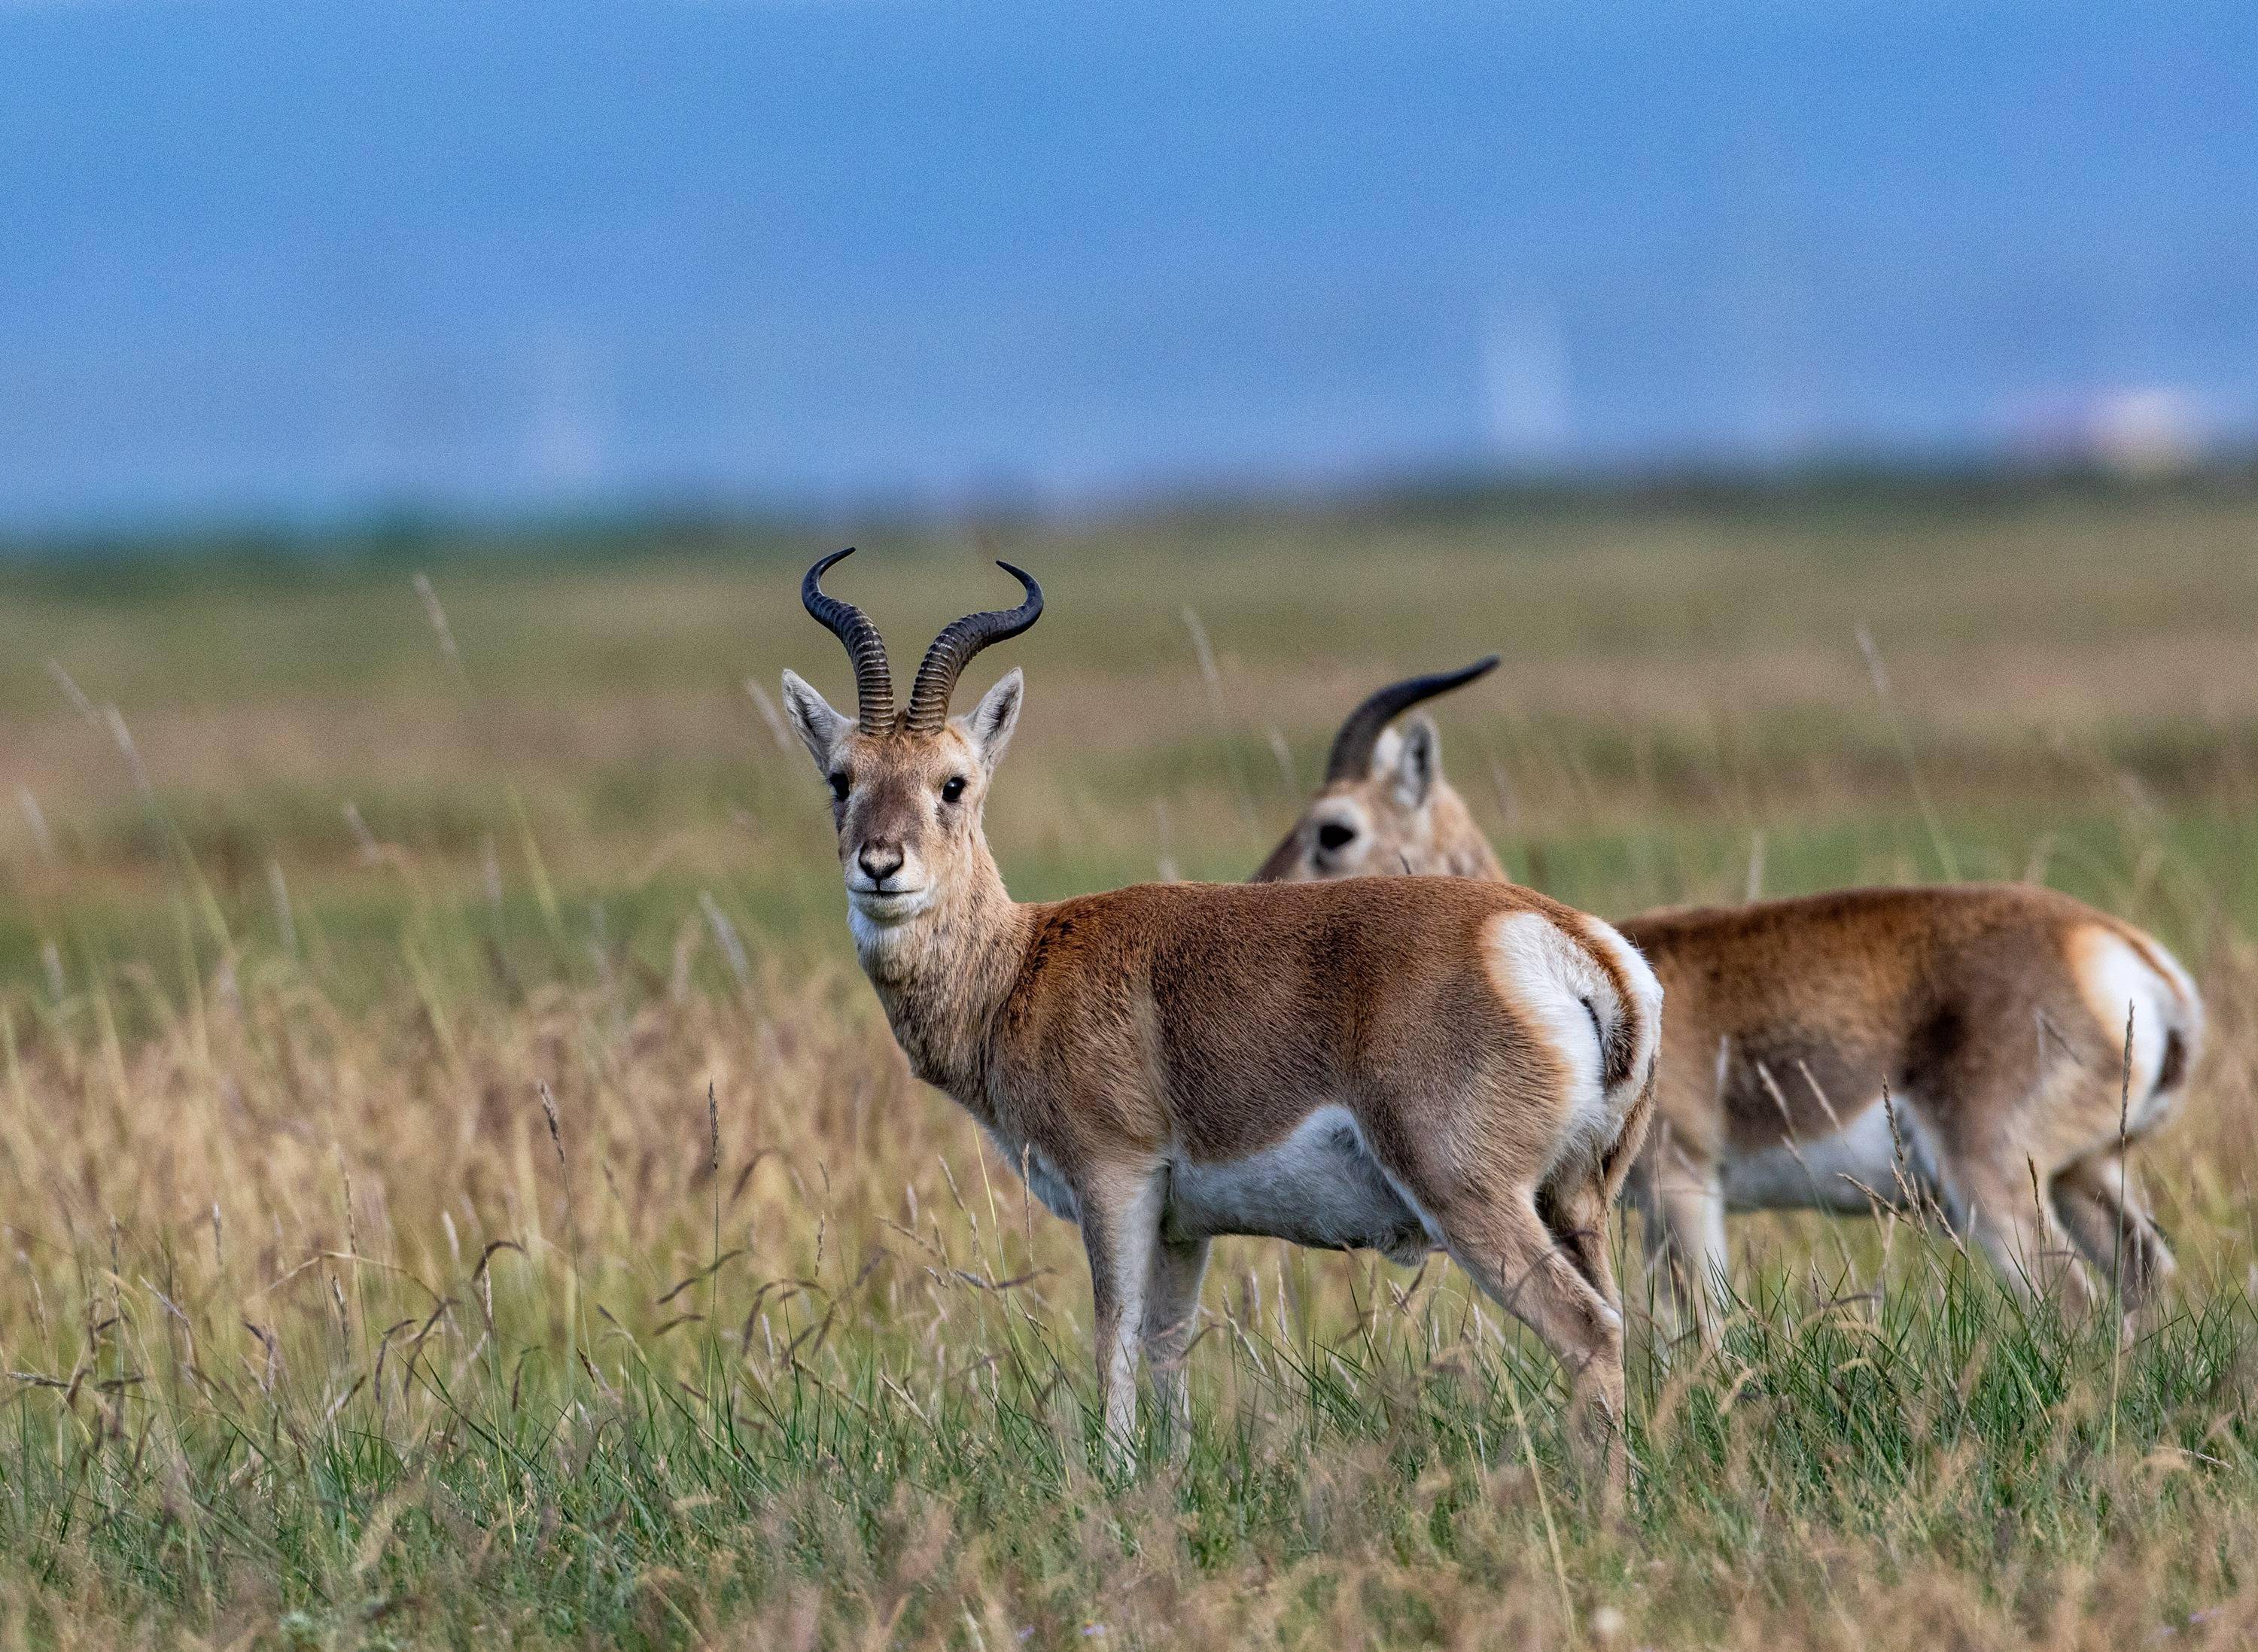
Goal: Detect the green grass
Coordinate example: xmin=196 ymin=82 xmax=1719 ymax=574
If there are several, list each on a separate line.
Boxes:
xmin=5 ymin=1212 xmax=2253 ymax=1649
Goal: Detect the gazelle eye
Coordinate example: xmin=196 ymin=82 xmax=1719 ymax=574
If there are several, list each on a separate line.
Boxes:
xmin=828 ymin=772 xmax=851 ymax=801
xmin=940 ymin=775 xmax=967 ymax=805
xmin=1317 ymin=822 xmax=1357 ymax=851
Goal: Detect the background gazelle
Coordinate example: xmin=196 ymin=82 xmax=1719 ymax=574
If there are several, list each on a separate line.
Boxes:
xmin=781 ymin=550 xmax=1663 ymax=1483
xmin=1257 ymin=666 xmax=2206 ymax=1333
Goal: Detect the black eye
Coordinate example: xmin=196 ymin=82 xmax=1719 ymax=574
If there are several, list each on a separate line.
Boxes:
xmin=1317 ymin=822 xmax=1356 ymax=852
xmin=828 ymin=772 xmax=851 ymax=801
xmin=940 ymin=775 xmax=967 ymax=805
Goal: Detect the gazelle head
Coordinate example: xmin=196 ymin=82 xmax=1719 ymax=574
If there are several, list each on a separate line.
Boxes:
xmin=1252 ymin=657 xmax=1502 ymax=882
xmin=781 ymin=549 xmax=1040 ymax=936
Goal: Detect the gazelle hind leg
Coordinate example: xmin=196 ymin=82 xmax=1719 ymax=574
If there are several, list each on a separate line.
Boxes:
xmin=1937 ymin=1150 xmax=2096 ymax=1313
xmin=2052 ymin=1151 xmax=2176 ymax=1308
xmin=1540 ymin=1180 xmax=1614 ymax=1305
xmin=1436 ymin=1191 xmax=1628 ymax=1502
xmin=1142 ymin=1234 xmax=1210 ymax=1453
xmin=1541 ymin=1160 xmax=1627 ymax=1327
xmin=1544 ymin=1084 xmax=1651 ymax=1310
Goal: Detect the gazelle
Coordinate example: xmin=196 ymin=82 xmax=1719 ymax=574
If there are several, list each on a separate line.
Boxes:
xmin=1257 ymin=668 xmax=2205 ymax=1334
xmin=780 ymin=551 xmax=1663 ymax=1486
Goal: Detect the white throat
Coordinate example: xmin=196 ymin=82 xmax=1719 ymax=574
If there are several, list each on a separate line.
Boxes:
xmin=848 ymin=891 xmax=937 ymax=975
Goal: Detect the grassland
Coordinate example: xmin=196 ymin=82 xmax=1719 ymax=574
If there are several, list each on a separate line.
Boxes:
xmin=1 ymin=478 xmax=2256 ymax=1648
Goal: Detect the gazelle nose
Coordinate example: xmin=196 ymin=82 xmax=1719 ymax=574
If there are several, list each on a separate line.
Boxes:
xmin=857 ymin=842 xmax=905 ymax=884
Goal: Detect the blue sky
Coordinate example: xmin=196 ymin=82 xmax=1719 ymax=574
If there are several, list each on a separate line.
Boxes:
xmin=2 ymin=1 xmax=2253 ymax=530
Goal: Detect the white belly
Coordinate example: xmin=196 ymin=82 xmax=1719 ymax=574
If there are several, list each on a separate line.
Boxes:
xmin=1723 ymin=1100 xmax=1939 ymax=1214
xmin=1164 ymin=1106 xmax=1437 ymax=1264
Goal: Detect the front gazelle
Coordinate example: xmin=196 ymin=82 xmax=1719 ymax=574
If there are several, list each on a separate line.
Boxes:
xmin=781 ymin=550 xmax=1663 ymax=1496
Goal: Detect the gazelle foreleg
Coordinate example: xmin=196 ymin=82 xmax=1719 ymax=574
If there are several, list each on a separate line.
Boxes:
xmin=1142 ymin=1231 xmax=1210 ymax=1453
xmin=1076 ymin=1163 xmax=1167 ymax=1465
xmin=1636 ymin=1148 xmax=1730 ymax=1347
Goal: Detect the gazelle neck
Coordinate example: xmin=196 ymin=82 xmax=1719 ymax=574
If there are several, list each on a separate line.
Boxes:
xmin=849 ymin=835 xmax=1030 ymax=1103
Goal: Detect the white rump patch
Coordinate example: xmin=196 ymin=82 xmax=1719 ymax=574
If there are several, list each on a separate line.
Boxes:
xmin=2071 ymin=925 xmax=2198 ymax=1132
xmin=1581 ymin=917 xmax=1664 ymax=1089
xmin=1484 ymin=911 xmax=1651 ymax=1178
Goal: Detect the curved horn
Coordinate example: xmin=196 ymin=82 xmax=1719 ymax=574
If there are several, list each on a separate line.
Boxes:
xmin=1322 ymin=656 xmax=1500 ymax=783
xmin=903 ymin=561 xmax=1044 ymax=734
xmin=800 ymin=548 xmax=896 ymax=732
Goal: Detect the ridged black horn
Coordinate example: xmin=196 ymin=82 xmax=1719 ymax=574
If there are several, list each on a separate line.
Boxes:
xmin=903 ymin=561 xmax=1044 ymax=734
xmin=800 ymin=548 xmax=896 ymax=732
xmin=1322 ymin=656 xmax=1500 ymax=782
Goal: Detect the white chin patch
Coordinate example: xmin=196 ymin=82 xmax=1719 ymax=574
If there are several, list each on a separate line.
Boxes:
xmin=849 ymin=888 xmax=933 ymax=929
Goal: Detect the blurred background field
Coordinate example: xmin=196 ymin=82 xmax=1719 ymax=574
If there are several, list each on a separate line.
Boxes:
xmin=10 ymin=475 xmax=2258 ymax=999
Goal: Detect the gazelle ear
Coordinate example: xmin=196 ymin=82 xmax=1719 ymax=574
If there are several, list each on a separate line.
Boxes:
xmin=780 ymin=670 xmax=853 ymax=772
xmin=1389 ymin=713 xmax=1440 ymax=810
xmin=954 ymin=668 xmax=1024 ymax=774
